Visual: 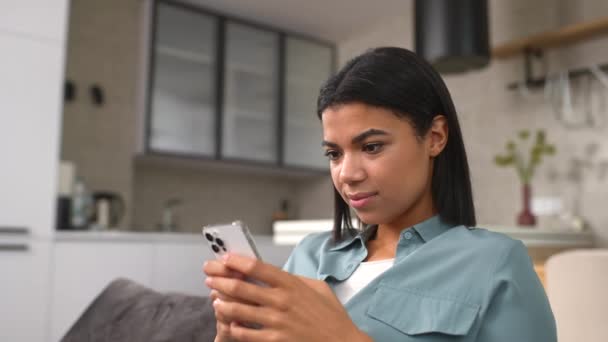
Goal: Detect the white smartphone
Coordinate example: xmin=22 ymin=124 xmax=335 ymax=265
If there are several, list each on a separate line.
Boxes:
xmin=202 ymin=221 xmax=266 ymax=329
xmin=202 ymin=220 xmax=262 ymax=261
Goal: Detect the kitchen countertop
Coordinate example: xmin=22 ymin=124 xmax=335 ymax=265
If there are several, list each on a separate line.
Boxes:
xmin=272 ymin=220 xmax=595 ymax=248
xmin=53 ymin=230 xmax=295 ymax=267
xmin=52 ymin=224 xmax=594 ymax=266
xmin=482 ymin=224 xmax=594 ymax=247
xmin=54 ymin=230 xmax=277 ymax=245
xmin=54 ymin=223 xmax=595 ymax=249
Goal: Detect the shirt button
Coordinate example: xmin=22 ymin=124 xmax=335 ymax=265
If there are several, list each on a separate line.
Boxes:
xmin=403 ymin=231 xmax=413 ymax=240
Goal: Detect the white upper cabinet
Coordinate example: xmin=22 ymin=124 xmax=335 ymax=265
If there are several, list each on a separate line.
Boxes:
xmin=0 ymin=0 xmax=69 ymax=41
xmin=0 ymin=31 xmax=66 ymax=237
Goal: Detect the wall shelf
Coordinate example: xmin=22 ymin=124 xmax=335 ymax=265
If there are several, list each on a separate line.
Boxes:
xmin=492 ymin=16 xmax=608 ymax=59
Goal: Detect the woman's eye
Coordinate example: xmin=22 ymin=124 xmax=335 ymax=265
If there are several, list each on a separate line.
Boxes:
xmin=363 ymin=143 xmax=383 ymax=154
xmin=324 ymin=150 xmax=341 ymax=160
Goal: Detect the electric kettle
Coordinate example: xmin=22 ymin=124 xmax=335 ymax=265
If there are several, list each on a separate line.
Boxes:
xmin=91 ymin=191 xmax=125 ymax=229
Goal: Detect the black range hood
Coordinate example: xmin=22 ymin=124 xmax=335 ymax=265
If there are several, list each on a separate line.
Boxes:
xmin=415 ymin=0 xmax=490 ymax=74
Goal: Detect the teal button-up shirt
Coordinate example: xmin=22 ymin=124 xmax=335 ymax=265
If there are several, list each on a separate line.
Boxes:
xmin=283 ymin=216 xmax=557 ymax=341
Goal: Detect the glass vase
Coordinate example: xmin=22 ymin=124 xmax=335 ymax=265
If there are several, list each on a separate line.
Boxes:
xmin=517 ymin=183 xmax=536 ymax=227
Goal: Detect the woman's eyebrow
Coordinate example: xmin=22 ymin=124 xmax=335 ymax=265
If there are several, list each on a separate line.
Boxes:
xmin=322 ymin=128 xmax=389 ymax=147
xmin=352 ymin=129 xmax=389 ymax=144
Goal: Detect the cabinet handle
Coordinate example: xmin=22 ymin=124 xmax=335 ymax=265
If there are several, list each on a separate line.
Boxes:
xmin=0 ymin=244 xmax=29 ymax=252
xmin=0 ymin=227 xmax=30 ymax=235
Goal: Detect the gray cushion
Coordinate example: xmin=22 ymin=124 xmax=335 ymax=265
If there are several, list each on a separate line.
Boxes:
xmin=61 ymin=278 xmax=217 ymax=342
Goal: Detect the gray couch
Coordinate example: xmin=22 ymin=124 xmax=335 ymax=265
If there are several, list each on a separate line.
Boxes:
xmin=61 ymin=278 xmax=217 ymax=342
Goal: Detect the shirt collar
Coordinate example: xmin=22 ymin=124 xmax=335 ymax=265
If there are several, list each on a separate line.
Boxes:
xmin=328 ymin=215 xmax=454 ymax=251
xmin=411 ymin=215 xmax=454 ymax=242
xmin=328 ymin=225 xmax=376 ymax=252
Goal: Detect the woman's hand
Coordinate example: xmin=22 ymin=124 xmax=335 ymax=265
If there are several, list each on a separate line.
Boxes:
xmin=204 ymin=259 xmax=247 ymax=342
xmin=205 ymin=254 xmax=372 ymax=342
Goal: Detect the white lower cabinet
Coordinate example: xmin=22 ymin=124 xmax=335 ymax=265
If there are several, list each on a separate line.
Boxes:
xmin=48 ymin=236 xmax=292 ymax=341
xmin=49 ymin=242 xmax=154 ymax=342
xmin=49 ymin=240 xmax=213 ymax=341
xmin=151 ymin=243 xmax=213 ymax=297
xmin=0 ymin=240 xmax=52 ymax=342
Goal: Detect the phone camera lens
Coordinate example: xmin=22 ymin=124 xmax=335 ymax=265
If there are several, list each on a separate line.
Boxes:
xmin=205 ymin=233 xmax=214 ymax=242
xmin=216 ymin=238 xmax=225 ymax=247
xmin=211 ymin=244 xmax=220 ymax=253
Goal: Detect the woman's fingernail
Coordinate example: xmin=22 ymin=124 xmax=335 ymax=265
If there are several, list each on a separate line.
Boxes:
xmin=222 ymin=254 xmax=230 ymax=263
xmin=213 ymin=298 xmax=222 ymax=307
xmin=205 ymin=277 xmax=213 ymax=286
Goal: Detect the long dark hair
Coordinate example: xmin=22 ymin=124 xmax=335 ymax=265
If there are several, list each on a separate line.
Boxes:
xmin=317 ymin=47 xmax=476 ymax=242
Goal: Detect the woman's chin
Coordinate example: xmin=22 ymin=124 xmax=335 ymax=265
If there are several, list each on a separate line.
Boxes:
xmin=355 ymin=207 xmax=409 ymax=227
xmin=353 ymin=211 xmax=383 ymax=226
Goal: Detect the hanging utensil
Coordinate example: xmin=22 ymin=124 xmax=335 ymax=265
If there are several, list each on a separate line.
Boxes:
xmin=589 ymin=65 xmax=608 ymax=87
xmin=552 ymin=70 xmax=591 ymax=129
xmin=582 ymin=73 xmax=595 ymax=126
xmin=588 ymin=64 xmax=608 ymax=129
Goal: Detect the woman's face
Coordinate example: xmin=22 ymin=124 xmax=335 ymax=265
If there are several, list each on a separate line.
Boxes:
xmin=321 ymin=102 xmax=447 ymax=228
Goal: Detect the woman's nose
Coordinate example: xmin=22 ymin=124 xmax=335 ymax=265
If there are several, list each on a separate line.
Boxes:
xmin=339 ymin=154 xmax=366 ymax=184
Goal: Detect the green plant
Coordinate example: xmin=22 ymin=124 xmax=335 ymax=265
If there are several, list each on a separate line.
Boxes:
xmin=494 ymin=129 xmax=556 ymax=184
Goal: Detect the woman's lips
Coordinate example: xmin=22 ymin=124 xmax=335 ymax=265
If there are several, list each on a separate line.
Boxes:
xmin=348 ymin=193 xmax=377 ymax=209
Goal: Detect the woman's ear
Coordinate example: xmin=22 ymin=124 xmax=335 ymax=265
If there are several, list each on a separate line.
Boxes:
xmin=428 ymin=115 xmax=448 ymax=157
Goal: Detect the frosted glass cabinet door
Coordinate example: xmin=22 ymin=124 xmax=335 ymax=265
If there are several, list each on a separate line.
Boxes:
xmin=283 ymin=38 xmax=332 ymax=170
xmin=222 ymin=21 xmax=279 ymax=163
xmin=148 ymin=3 xmax=218 ymax=156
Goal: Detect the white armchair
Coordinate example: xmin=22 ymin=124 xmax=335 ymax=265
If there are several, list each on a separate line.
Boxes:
xmin=545 ymin=249 xmax=608 ymax=342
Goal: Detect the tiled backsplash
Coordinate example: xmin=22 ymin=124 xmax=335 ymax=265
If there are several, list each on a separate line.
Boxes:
xmin=132 ymin=161 xmax=304 ymax=234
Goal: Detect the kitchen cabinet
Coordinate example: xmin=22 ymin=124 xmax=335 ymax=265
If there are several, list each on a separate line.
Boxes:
xmin=0 ymin=0 xmax=68 ymax=42
xmin=151 ymin=242 xmax=210 ymax=296
xmin=0 ymin=241 xmax=52 ymax=342
xmin=145 ymin=0 xmax=334 ymax=172
xmin=49 ymin=232 xmax=294 ymax=341
xmin=148 ymin=2 xmax=219 ymax=156
xmin=50 ymin=241 xmax=155 ymax=342
xmin=221 ymin=21 xmax=279 ymax=163
xmin=0 ymin=31 xmax=65 ymax=238
xmin=0 ymin=1 xmax=68 ymax=341
xmin=283 ymin=37 xmax=334 ymax=169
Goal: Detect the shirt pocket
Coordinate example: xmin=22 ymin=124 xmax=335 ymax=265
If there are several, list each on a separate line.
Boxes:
xmin=366 ymin=286 xmax=479 ymax=336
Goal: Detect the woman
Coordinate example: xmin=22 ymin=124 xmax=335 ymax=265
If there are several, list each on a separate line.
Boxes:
xmin=204 ymin=47 xmax=557 ymax=341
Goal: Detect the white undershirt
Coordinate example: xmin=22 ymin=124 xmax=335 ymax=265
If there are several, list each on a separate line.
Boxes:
xmin=334 ymin=258 xmax=395 ymax=304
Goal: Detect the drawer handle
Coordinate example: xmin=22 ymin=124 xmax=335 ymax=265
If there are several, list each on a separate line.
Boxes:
xmin=0 ymin=227 xmax=30 ymax=235
xmin=0 ymin=244 xmax=29 ymax=252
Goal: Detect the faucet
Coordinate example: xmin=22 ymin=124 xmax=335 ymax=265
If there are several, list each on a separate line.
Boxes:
xmin=158 ymin=198 xmax=182 ymax=232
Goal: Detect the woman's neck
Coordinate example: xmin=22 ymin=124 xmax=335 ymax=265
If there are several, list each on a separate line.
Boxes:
xmin=365 ymin=210 xmax=437 ymax=261
xmin=378 ymin=200 xmax=436 ymax=236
